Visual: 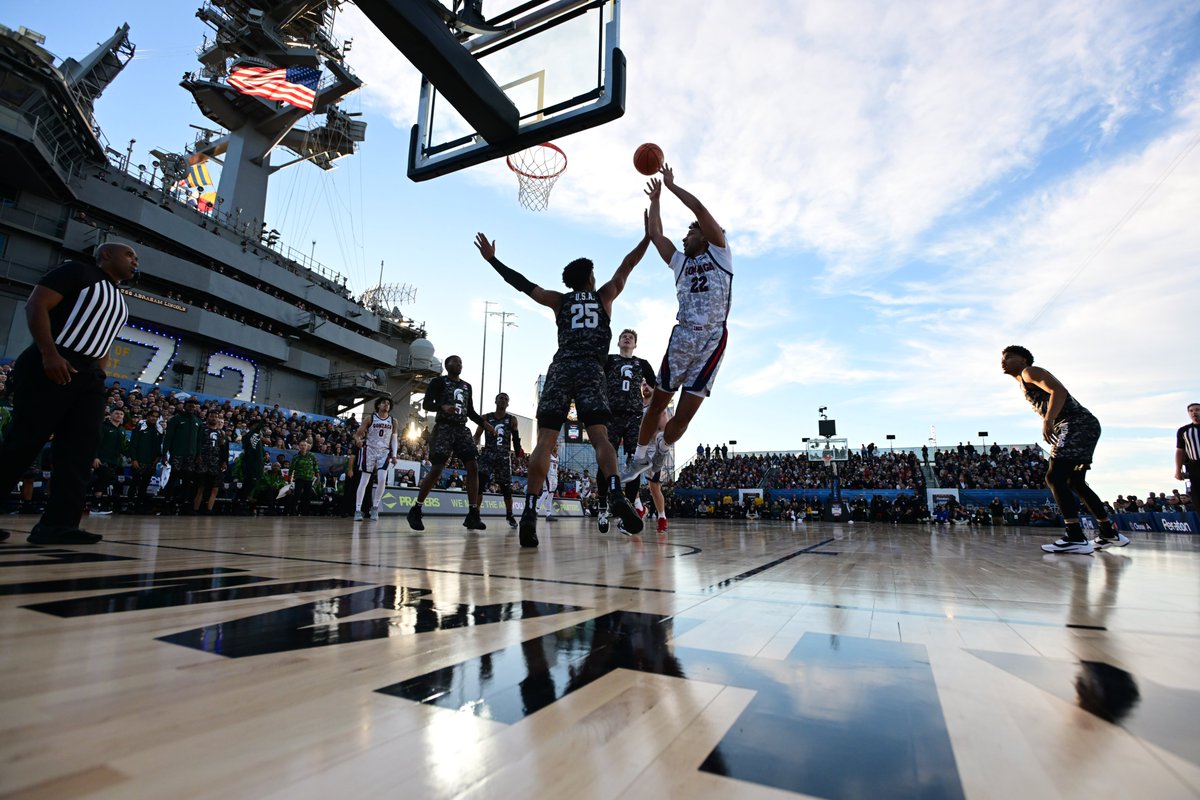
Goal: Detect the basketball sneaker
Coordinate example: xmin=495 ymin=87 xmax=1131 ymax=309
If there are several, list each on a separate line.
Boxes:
xmin=1093 ymin=532 xmax=1131 ymax=549
xmin=406 ymin=504 xmax=424 ymax=531
xmin=650 ymin=444 xmax=668 ymax=475
xmin=369 ymin=507 xmax=379 ymax=522
xmin=463 ymin=509 xmax=486 ymax=530
xmin=656 ymin=517 xmax=668 ymax=533
xmin=506 ymin=514 xmax=518 ymax=529
xmin=519 ymin=506 xmax=539 ymax=548
xmin=620 ymin=455 xmax=653 ymax=483
xmin=635 ymin=500 xmax=647 ymax=520
xmin=1041 ymin=538 xmax=1094 ymax=554
xmin=28 ymin=526 xmax=102 ymax=545
xmin=597 ymin=510 xmax=610 ymax=534
xmin=609 ymin=494 xmax=643 ymax=535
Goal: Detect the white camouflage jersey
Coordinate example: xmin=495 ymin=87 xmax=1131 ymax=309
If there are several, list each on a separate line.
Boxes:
xmin=364 ymin=413 xmax=394 ymax=453
xmin=670 ymin=241 xmax=733 ymax=329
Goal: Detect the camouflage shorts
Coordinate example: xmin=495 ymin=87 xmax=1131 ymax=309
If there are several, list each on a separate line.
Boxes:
xmin=477 ymin=447 xmax=512 ymax=486
xmin=1049 ymin=412 xmax=1100 ymax=463
xmin=430 ymin=422 xmax=477 ymax=464
xmin=537 ymin=355 xmax=610 ymax=430
xmin=607 ymin=412 xmax=642 ymax=460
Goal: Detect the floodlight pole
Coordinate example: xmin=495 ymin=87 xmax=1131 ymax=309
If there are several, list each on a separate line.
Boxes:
xmin=489 ymin=310 xmax=518 ymax=393
xmin=480 ymin=300 xmax=496 ymax=400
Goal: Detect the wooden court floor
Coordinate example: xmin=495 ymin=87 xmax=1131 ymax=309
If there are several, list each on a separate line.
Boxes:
xmin=2 ymin=515 xmax=1198 ymax=799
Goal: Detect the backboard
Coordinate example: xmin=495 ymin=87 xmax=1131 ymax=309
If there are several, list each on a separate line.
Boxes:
xmin=807 ymin=438 xmax=850 ymax=464
xmin=356 ymin=0 xmax=624 ymax=181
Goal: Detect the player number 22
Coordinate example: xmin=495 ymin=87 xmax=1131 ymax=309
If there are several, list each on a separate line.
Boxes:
xmin=570 ymin=302 xmax=600 ymax=329
xmin=689 ymin=275 xmax=709 ymax=293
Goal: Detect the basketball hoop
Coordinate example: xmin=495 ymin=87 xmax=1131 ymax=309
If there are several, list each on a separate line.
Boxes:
xmin=822 ymin=454 xmax=834 ymax=465
xmin=507 ymin=142 xmax=567 ymax=211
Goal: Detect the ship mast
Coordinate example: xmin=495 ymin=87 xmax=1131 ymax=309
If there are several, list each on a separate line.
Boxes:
xmin=181 ymin=1 xmax=366 ymax=230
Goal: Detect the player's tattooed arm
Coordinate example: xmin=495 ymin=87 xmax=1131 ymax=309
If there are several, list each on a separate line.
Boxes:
xmin=1023 ymin=366 xmax=1069 ymax=442
xmin=644 ymin=178 xmax=674 ymax=263
xmin=474 ymin=232 xmax=562 ymax=311
xmin=599 ymin=209 xmax=652 ymax=307
xmin=661 ymin=164 xmax=726 ymax=249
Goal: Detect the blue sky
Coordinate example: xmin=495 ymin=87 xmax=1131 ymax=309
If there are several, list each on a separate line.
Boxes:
xmin=13 ymin=0 xmax=1199 ymax=502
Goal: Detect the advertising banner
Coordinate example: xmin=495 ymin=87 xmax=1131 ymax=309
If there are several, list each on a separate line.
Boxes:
xmin=376 ymin=487 xmax=585 ymax=517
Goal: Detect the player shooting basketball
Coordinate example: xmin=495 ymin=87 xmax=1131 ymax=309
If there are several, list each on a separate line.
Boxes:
xmin=624 ymin=165 xmax=732 ymax=484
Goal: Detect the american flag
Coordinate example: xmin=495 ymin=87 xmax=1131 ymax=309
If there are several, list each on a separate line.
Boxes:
xmin=227 ymin=65 xmax=320 ymax=111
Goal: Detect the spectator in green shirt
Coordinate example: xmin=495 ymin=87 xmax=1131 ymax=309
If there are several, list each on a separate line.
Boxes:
xmin=162 ymin=398 xmax=202 ymax=513
xmin=129 ymin=410 xmax=162 ymax=512
xmin=90 ymin=408 xmax=127 ymax=514
xmin=288 ymin=439 xmax=320 ymax=516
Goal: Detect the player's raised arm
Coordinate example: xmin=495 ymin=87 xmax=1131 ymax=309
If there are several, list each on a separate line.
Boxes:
xmin=599 ymin=210 xmax=651 ymax=305
xmin=474 ymin=233 xmax=562 ymax=310
xmin=661 ymin=164 xmax=725 ymax=249
xmin=644 ymin=178 xmax=674 ymax=264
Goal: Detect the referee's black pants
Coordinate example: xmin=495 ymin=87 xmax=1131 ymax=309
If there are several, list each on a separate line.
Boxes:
xmin=0 ymin=346 xmax=106 ymax=532
xmin=1187 ymin=462 xmax=1200 ymax=517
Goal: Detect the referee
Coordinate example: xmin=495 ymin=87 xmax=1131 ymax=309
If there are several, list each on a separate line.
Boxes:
xmin=0 ymin=243 xmax=136 ymax=544
xmin=1176 ymin=402 xmax=1200 ymax=517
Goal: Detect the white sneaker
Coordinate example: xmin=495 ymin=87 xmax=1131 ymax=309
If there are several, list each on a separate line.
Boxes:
xmin=621 ymin=455 xmax=653 ymax=482
xmin=369 ymin=507 xmax=379 ymax=521
xmin=597 ymin=511 xmax=610 ymax=534
xmin=1041 ymin=538 xmax=1094 ymax=554
xmin=1093 ymin=532 xmax=1131 ymax=549
xmin=353 ymin=510 xmax=363 ymax=522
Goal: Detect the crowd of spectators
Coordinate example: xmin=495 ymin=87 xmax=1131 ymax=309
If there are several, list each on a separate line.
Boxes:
xmin=0 ymin=374 xmax=578 ymax=515
xmin=2 ymin=365 xmax=1196 ymax=522
xmin=674 ymin=450 xmax=924 ymax=492
xmin=933 ymin=443 xmax=1048 ymax=490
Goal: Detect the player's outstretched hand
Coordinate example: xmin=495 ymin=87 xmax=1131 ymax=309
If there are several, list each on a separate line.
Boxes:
xmin=474 ymin=232 xmax=495 ymax=261
xmin=644 ymin=177 xmax=661 ymax=200
xmin=660 ymin=163 xmax=674 ymax=187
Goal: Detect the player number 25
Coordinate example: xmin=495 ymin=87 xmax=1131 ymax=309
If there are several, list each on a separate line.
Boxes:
xmin=570 ymin=302 xmax=600 ymax=329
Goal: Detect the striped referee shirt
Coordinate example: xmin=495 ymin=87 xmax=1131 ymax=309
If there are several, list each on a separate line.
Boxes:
xmin=39 ymin=259 xmax=129 ymax=358
xmin=1179 ymin=423 xmax=1200 ymax=462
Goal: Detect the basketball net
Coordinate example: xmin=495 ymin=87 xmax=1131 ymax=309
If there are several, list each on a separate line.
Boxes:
xmin=822 ymin=454 xmax=834 ymax=465
xmin=507 ymin=142 xmax=567 ymax=211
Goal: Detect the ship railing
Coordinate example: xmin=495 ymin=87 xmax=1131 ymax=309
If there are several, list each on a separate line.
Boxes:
xmin=0 ymin=105 xmax=89 ymax=187
xmin=0 ymin=202 xmax=68 ymax=239
xmin=97 ymin=156 xmax=359 ymax=300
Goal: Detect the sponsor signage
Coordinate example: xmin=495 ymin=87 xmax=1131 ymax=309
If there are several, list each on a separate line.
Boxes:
xmin=377 ymin=487 xmax=585 ymax=517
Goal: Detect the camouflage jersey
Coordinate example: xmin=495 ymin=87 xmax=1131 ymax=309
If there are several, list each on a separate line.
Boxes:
xmin=424 ymin=375 xmax=479 ymax=426
xmin=605 ymin=354 xmax=656 ymax=417
xmin=554 ymin=289 xmax=611 ymax=364
xmin=1020 ymin=377 xmax=1092 ymax=424
xmin=480 ymin=412 xmax=521 ymax=454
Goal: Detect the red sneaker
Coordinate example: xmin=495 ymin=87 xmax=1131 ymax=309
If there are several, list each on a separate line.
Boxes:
xmin=636 ymin=504 xmax=647 ymax=520
xmin=656 ymin=517 xmax=668 ymax=533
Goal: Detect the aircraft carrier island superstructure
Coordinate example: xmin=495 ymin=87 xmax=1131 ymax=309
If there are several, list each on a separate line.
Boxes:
xmin=0 ymin=3 xmax=439 ymax=418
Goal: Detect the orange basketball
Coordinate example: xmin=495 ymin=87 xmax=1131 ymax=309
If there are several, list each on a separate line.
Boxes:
xmin=633 ymin=142 xmax=664 ymax=176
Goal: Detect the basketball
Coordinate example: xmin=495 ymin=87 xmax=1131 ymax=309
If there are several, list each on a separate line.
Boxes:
xmin=633 ymin=142 xmax=664 ymax=176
